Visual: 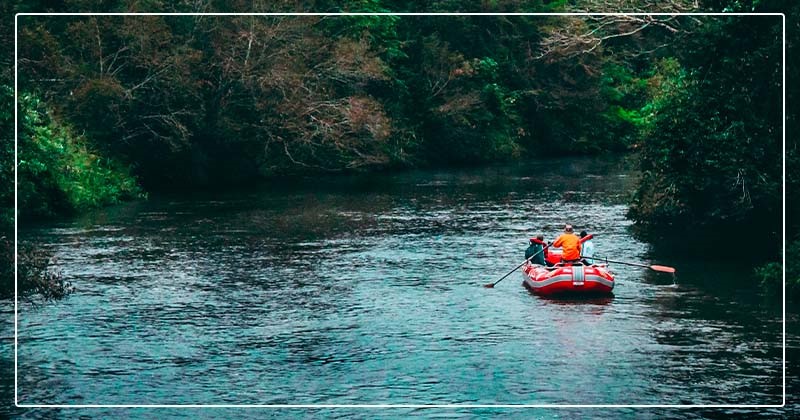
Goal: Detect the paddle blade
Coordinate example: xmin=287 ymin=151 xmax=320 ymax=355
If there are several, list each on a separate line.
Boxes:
xmin=650 ymin=265 xmax=676 ymax=273
xmin=483 ymin=283 xmax=495 ymax=288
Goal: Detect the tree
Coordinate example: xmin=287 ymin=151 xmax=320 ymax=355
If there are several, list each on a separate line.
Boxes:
xmin=628 ymin=14 xmax=783 ymax=255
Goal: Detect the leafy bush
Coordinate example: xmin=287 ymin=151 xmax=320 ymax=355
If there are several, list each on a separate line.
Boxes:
xmin=1 ymin=89 xmax=138 ymax=299
xmin=755 ymin=239 xmax=800 ymax=299
xmin=17 ymin=92 xmax=143 ymax=219
xmin=628 ymin=16 xmax=782 ymax=250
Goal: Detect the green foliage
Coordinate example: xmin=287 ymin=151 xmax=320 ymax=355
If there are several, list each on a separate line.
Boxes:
xmin=9 ymin=11 xmax=788 ymax=266
xmin=15 ymin=12 xmax=637 ymax=179
xmin=595 ymin=61 xmax=655 ymax=149
xmin=417 ymin=53 xmax=522 ymax=163
xmin=323 ymin=1 xmax=406 ymax=62
xmin=755 ymin=239 xmax=800 ymax=299
xmin=17 ymin=91 xmax=143 ymax=219
xmin=475 ymin=57 xmax=499 ymax=80
xmin=628 ymin=15 xmax=782 ymax=250
xmin=0 ymin=86 xmax=13 ymax=233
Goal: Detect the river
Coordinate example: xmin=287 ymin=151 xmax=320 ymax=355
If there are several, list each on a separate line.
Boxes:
xmin=3 ymin=156 xmax=796 ymax=418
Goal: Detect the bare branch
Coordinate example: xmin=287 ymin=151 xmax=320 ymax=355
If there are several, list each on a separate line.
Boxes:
xmin=536 ymin=1 xmax=701 ymax=62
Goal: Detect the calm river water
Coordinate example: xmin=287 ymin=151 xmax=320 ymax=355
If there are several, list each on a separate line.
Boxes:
xmin=3 ymin=156 xmax=796 ymax=418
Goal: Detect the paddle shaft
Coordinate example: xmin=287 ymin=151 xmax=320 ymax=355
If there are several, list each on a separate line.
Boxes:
xmin=586 ymin=255 xmax=675 ymax=273
xmin=487 ymin=243 xmax=551 ymax=288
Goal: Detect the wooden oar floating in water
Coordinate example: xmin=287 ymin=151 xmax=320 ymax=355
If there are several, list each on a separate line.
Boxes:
xmin=587 ymin=256 xmax=676 ymax=273
xmin=484 ymin=234 xmax=594 ymax=288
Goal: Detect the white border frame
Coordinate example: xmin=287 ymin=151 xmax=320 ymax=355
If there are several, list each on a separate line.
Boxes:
xmin=14 ymin=11 xmax=786 ymax=409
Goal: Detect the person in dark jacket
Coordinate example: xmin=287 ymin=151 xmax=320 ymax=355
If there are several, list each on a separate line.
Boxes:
xmin=525 ymin=235 xmax=547 ymax=265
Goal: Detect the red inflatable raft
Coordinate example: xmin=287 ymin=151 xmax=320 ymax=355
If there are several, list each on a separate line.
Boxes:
xmin=522 ymin=261 xmax=615 ymax=296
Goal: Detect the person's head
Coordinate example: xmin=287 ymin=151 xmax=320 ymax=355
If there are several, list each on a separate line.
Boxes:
xmin=536 ymin=234 xmax=544 ymax=241
xmin=564 ymin=224 xmax=573 ymax=233
xmin=580 ymin=231 xmax=588 ymax=238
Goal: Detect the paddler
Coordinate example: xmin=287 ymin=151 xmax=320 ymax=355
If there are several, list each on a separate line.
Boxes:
xmin=551 ymin=224 xmax=581 ymax=263
xmin=579 ymin=230 xmax=595 ymax=265
xmin=525 ymin=234 xmax=547 ymax=265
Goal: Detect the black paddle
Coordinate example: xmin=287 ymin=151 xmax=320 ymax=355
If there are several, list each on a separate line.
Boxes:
xmin=484 ymin=243 xmax=551 ymax=288
xmin=587 ymin=256 xmax=676 ymax=273
xmin=484 ymin=233 xmax=593 ymax=288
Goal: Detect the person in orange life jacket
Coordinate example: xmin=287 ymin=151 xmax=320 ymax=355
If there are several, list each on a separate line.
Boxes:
xmin=525 ymin=235 xmax=547 ymax=265
xmin=552 ymin=224 xmax=581 ymax=262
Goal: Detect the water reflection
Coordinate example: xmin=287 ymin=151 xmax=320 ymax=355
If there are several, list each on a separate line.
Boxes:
xmin=537 ymin=295 xmax=615 ymax=308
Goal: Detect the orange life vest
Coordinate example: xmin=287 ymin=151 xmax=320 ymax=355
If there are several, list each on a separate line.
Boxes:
xmin=553 ymin=233 xmax=581 ymax=261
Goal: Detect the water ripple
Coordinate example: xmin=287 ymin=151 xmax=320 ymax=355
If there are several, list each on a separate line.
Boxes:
xmin=12 ymin=157 xmax=784 ymax=408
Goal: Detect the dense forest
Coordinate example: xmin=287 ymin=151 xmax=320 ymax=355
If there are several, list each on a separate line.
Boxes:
xmin=0 ymin=0 xmax=796 ymax=300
